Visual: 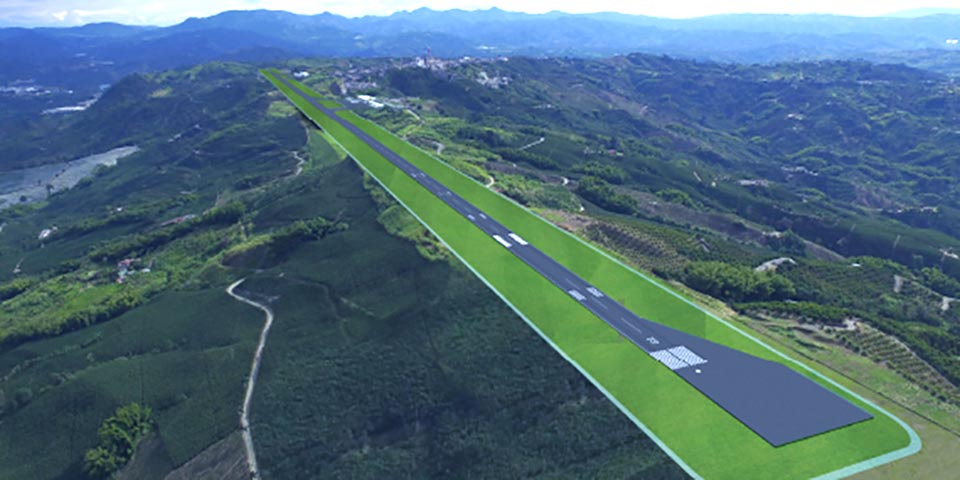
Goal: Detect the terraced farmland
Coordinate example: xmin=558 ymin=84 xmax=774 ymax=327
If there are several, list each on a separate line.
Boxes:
xmin=839 ymin=325 xmax=959 ymax=404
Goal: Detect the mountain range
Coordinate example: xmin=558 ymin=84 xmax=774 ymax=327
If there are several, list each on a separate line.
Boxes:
xmin=2 ymin=8 xmax=959 ymax=96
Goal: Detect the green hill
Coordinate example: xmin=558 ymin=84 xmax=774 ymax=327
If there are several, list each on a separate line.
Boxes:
xmin=1 ymin=52 xmax=958 ymax=478
xmin=0 ymin=61 xmax=684 ymax=479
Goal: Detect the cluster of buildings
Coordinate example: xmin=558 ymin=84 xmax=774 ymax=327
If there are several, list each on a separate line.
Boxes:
xmin=582 ymin=146 xmax=624 ymax=157
xmin=323 ymin=52 xmax=512 ymax=98
xmin=0 ymin=84 xmax=52 ymax=97
xmin=117 ymin=258 xmax=151 ymax=284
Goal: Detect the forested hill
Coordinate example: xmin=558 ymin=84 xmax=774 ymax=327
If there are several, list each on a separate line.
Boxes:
xmin=295 ymin=53 xmax=960 ymax=389
xmin=2 ymin=8 xmax=959 ymax=98
xmin=374 ymin=54 xmax=960 ymax=265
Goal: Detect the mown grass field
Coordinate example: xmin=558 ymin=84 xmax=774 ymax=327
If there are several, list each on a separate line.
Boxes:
xmin=264 ymin=70 xmax=919 ymax=479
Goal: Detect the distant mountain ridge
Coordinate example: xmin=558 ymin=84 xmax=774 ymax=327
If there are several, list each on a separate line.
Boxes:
xmin=1 ymin=8 xmax=959 ymax=96
xmin=885 ymin=8 xmax=960 ymax=18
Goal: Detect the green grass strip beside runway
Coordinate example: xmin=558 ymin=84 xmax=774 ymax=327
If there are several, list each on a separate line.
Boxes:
xmin=263 ymin=69 xmax=919 ymax=480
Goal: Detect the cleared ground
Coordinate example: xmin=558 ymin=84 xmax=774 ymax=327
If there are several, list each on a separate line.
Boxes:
xmin=264 ymin=70 xmax=919 ymax=479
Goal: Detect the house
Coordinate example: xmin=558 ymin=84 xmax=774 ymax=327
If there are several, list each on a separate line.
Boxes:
xmin=38 ymin=226 xmax=58 ymax=240
xmin=116 ymin=258 xmax=139 ymax=283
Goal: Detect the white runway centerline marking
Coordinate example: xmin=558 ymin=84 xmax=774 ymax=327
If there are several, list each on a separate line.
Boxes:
xmin=507 ymin=233 xmax=528 ymax=245
xmin=492 ymin=234 xmax=513 ymax=248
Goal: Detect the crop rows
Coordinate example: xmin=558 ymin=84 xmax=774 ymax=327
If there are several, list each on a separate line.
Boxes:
xmin=838 ymin=325 xmax=958 ymax=404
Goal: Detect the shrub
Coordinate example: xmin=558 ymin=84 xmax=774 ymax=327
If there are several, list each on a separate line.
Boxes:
xmin=576 ymin=176 xmax=637 ymax=214
xmin=83 ymin=403 xmax=153 ymax=479
xmin=684 ymin=261 xmax=796 ymax=302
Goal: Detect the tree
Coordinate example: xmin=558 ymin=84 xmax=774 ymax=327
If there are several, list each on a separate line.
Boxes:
xmin=83 ymin=447 xmax=120 ymax=480
xmin=576 ymin=176 xmax=637 ymax=214
xmin=83 ymin=403 xmax=153 ymax=479
xmin=683 ymin=261 xmax=795 ymax=302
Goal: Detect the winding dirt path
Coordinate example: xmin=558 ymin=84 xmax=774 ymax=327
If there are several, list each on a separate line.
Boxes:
xmin=226 ymin=278 xmax=275 ymax=480
xmin=518 ymin=136 xmax=545 ymax=151
xmin=291 ymin=152 xmax=307 ymax=177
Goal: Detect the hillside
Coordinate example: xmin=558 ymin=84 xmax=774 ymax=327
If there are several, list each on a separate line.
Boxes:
xmin=1 ymin=39 xmax=959 ymax=479
xmin=1 ymin=8 xmax=959 ymax=119
xmin=281 ymin=54 xmax=960 ymax=400
xmin=0 ymin=61 xmax=685 ymax=479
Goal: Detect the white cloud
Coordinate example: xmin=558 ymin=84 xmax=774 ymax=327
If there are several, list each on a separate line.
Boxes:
xmin=72 ymin=8 xmax=126 ymax=18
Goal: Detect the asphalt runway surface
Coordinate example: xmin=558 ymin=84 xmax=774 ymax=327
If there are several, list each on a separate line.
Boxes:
xmin=275 ymin=75 xmax=873 ymax=447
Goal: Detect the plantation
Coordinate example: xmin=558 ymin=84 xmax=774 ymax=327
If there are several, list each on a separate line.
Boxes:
xmin=0 ymin=63 xmax=306 ymax=478
xmin=0 ymin=288 xmax=262 ymax=479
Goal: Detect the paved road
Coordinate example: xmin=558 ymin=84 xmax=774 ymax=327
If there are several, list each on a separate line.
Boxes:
xmin=274 ymin=74 xmax=873 ymax=447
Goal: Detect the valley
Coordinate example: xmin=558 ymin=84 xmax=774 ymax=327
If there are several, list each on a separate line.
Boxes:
xmin=0 ymin=146 xmax=139 ymax=210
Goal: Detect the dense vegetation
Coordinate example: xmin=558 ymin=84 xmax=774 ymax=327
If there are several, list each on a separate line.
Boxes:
xmin=311 ymin=54 xmax=958 ymax=400
xmin=3 ymin=8 xmax=958 ymax=109
xmin=0 ymin=60 xmax=692 ymax=478
xmin=576 ymin=176 xmax=637 ymax=214
xmin=83 ymin=403 xmax=153 ymax=479
xmin=0 ymin=63 xmax=297 ymax=478
xmin=376 ymin=56 xmax=960 ymax=279
xmin=3 ymin=43 xmax=960 ymax=478
xmin=246 ymin=161 xmax=686 ymax=479
xmin=683 ymin=261 xmax=795 ymax=302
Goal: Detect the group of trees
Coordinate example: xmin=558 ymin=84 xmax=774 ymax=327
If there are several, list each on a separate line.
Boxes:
xmin=88 ymin=222 xmax=194 ymax=264
xmin=83 ymin=403 xmax=153 ymax=479
xmin=493 ymin=147 xmax=560 ymax=170
xmin=60 ymin=196 xmax=199 ymax=240
xmin=573 ymin=161 xmax=629 ymax=184
xmin=654 ymin=188 xmax=697 ymax=208
xmin=61 ymin=290 xmax=146 ymax=334
xmin=920 ymin=267 xmax=960 ymax=297
xmin=863 ymin=312 xmax=960 ymax=387
xmin=684 ymin=261 xmax=796 ymax=303
xmin=88 ymin=202 xmax=246 ymax=263
xmin=1 ymin=289 xmax=148 ymax=350
xmin=455 ymin=125 xmax=507 ymax=148
xmin=576 ymin=176 xmax=637 ymax=215
xmin=736 ymin=301 xmax=849 ymax=326
xmin=0 ymin=277 xmax=35 ymax=302
xmin=271 ymin=217 xmax=348 ymax=251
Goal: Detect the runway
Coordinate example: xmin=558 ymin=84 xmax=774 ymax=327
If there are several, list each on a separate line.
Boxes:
xmin=273 ymin=74 xmax=873 ymax=447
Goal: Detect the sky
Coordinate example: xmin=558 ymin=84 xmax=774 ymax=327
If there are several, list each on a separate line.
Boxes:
xmin=0 ymin=0 xmax=957 ymax=27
